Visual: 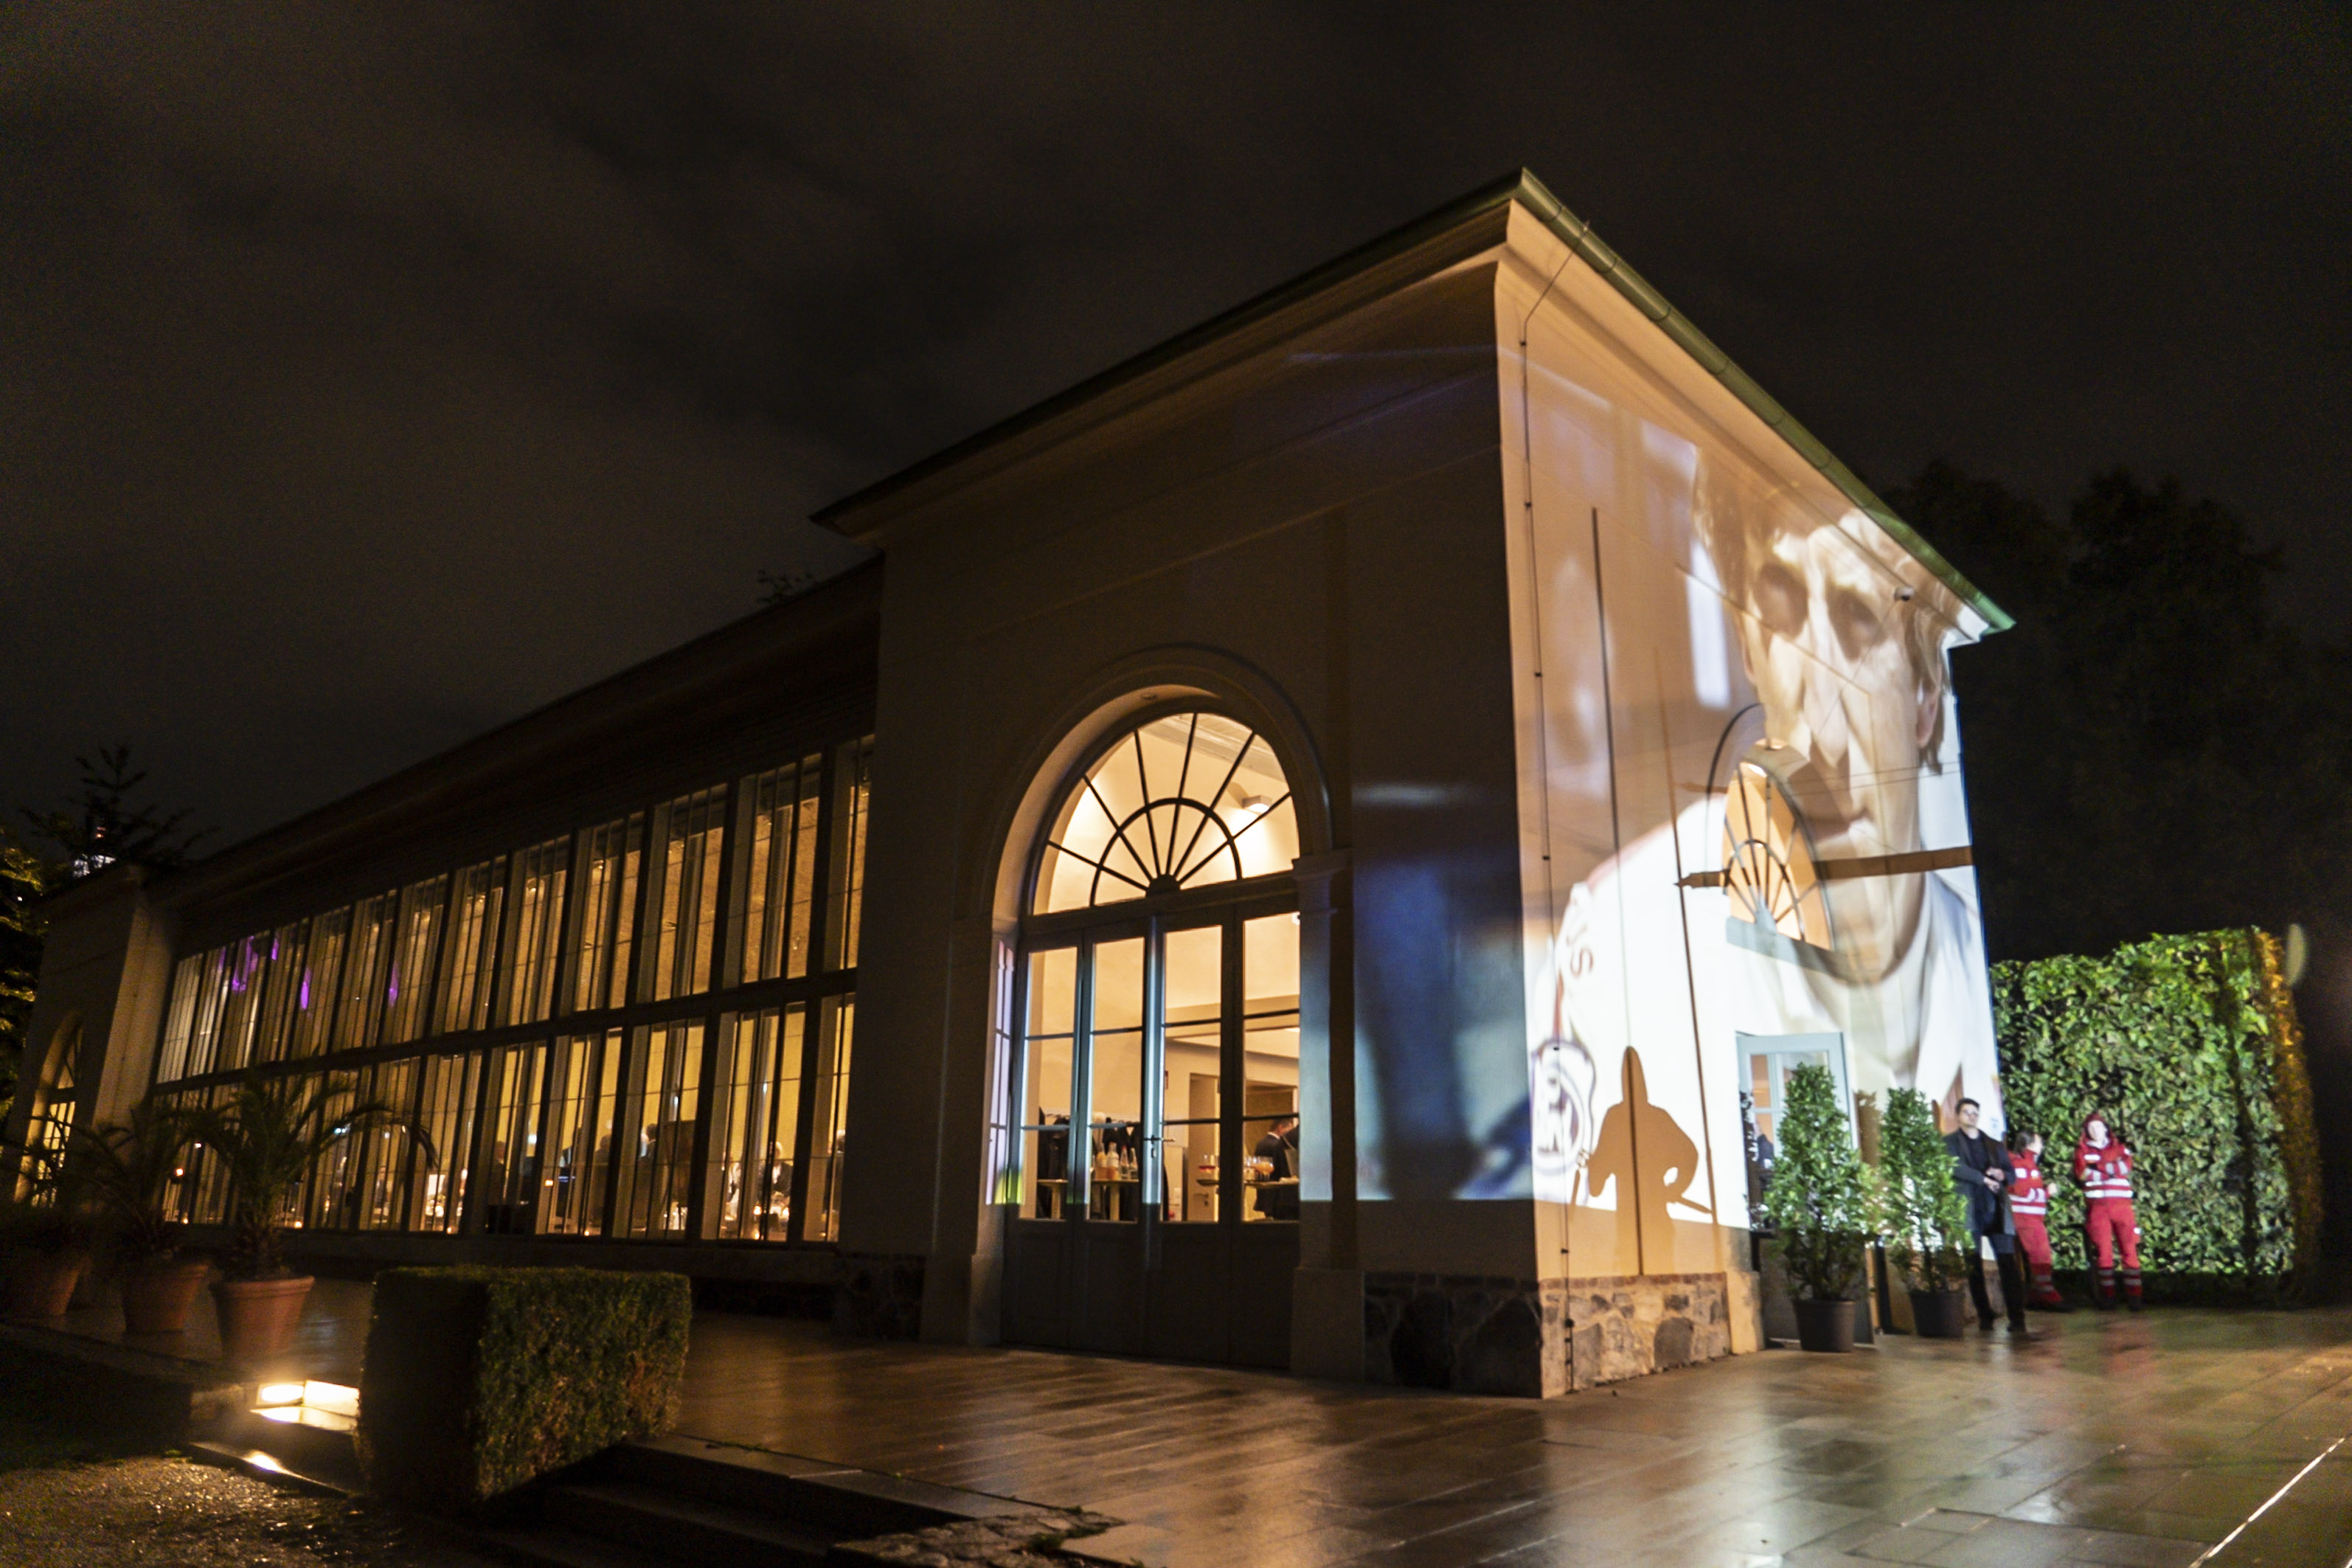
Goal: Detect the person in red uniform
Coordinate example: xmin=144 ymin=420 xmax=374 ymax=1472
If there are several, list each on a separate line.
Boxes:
xmin=2005 ymin=1131 xmax=2070 ymax=1311
xmin=2072 ymin=1112 xmax=2142 ymax=1311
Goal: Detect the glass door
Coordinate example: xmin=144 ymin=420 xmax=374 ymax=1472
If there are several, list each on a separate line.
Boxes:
xmin=1006 ymin=903 xmax=1299 ymax=1361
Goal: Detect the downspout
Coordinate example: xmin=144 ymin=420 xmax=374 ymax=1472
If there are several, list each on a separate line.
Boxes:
xmin=1519 ymin=246 xmax=1575 ymax=1291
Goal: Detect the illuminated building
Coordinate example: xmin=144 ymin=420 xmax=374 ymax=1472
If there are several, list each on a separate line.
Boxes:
xmin=13 ymin=172 xmax=2005 ymax=1394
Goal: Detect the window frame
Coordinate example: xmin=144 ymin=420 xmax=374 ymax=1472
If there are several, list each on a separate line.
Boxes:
xmin=1006 ymin=707 xmax=1304 ymax=1232
xmin=142 ymin=732 xmax=875 ymax=1252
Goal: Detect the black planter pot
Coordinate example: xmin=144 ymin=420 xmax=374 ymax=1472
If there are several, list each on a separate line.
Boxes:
xmin=1908 ymin=1287 xmax=1969 ymax=1339
xmin=1793 ymin=1297 xmax=1856 ymax=1353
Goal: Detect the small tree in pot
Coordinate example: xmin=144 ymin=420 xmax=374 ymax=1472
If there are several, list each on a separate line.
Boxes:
xmin=187 ymin=1072 xmax=432 ymax=1361
xmin=0 ymin=1130 xmax=97 ymax=1321
xmin=1878 ymin=1088 xmax=1974 ymax=1337
xmin=71 ymin=1098 xmax=212 ymax=1333
xmin=1762 ymin=1063 xmax=1877 ymax=1351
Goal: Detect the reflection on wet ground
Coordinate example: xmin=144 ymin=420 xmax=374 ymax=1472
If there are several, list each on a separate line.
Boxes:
xmin=677 ymin=1308 xmax=2352 ymax=1568
xmin=32 ymin=1285 xmax=2352 ymax=1566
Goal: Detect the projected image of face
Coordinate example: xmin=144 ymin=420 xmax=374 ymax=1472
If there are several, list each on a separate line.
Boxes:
xmin=1716 ymin=502 xmax=1949 ymax=980
xmin=1527 ymin=448 xmax=2002 ymax=1244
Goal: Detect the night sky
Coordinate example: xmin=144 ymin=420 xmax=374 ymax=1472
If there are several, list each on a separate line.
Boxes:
xmin=4 ymin=4 xmax=2345 ymax=849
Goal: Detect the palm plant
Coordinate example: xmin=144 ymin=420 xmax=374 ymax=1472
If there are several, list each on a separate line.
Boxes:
xmin=1762 ymin=1062 xmax=1879 ymax=1301
xmin=68 ymin=1097 xmax=203 ymax=1265
xmin=0 ymin=1117 xmax=94 ymax=1252
xmin=0 ymin=1122 xmax=100 ymax=1320
xmin=185 ymin=1072 xmax=434 ymax=1280
xmin=1878 ymin=1088 xmax=1973 ymax=1294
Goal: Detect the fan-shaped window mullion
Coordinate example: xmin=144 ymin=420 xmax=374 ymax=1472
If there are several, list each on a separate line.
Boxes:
xmin=1083 ymin=774 xmax=1157 ymax=890
xmin=1030 ymin=712 xmax=1300 ymax=915
xmin=1168 ymin=738 xmax=1252 ymax=887
xmin=1129 ymin=731 xmax=1165 ymax=880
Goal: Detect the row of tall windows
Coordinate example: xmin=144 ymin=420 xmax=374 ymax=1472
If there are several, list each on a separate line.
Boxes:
xmin=156 ymin=740 xmax=872 ymax=1080
xmin=154 ymin=996 xmax=856 ymax=1245
xmin=148 ymin=736 xmax=873 ymax=1249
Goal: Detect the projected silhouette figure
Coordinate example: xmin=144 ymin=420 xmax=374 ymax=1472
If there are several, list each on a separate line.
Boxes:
xmin=1585 ymin=1048 xmax=1703 ymax=1271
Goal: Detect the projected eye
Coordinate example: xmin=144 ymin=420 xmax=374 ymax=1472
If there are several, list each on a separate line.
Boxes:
xmin=1829 ymin=588 xmax=1886 ymax=663
xmin=1753 ymin=561 xmax=1808 ymax=640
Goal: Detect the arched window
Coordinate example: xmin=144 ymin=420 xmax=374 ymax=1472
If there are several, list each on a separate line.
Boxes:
xmin=1033 ymin=712 xmax=1299 ymax=913
xmin=21 ymin=1021 xmax=80 ymax=1199
xmin=1007 ymin=707 xmax=1303 ymax=1291
xmin=1722 ymin=761 xmax=1831 ymax=951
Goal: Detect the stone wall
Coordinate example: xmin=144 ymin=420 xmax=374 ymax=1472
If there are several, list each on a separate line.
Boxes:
xmin=1362 ymin=1273 xmax=1555 ymax=1396
xmin=1363 ymin=1270 xmax=1738 ymax=1396
xmin=1559 ymin=1274 xmax=1732 ymax=1390
xmin=835 ymin=1252 xmax=927 ymax=1340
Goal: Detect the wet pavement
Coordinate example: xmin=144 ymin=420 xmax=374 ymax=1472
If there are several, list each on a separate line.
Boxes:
xmin=24 ymin=1274 xmax=370 ymax=1386
xmin=674 ymin=1309 xmax=2352 ymax=1568
xmin=26 ymin=1283 xmax=2352 ymax=1567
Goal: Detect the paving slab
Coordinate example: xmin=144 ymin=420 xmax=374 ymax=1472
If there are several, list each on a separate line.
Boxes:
xmin=669 ymin=1308 xmax=2352 ymax=1568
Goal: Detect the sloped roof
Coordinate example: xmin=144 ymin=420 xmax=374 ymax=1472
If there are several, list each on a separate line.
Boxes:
xmin=815 ymin=168 xmax=2008 ymax=632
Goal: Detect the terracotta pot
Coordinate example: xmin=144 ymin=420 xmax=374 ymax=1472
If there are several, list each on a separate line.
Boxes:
xmin=1907 ymin=1286 xmax=1970 ymax=1339
xmin=212 ymin=1274 xmax=313 ymax=1361
xmin=121 ymin=1257 xmax=213 ymax=1335
xmin=1792 ymin=1296 xmax=1857 ymax=1353
xmin=4 ymin=1249 xmax=89 ymax=1322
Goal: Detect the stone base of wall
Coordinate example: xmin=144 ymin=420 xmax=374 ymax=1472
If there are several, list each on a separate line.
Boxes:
xmin=1561 ymin=1273 xmax=1732 ymax=1390
xmin=1363 ymin=1273 xmax=1554 ymax=1396
xmin=834 ymin=1252 xmax=926 ymax=1340
xmin=1364 ymin=1271 xmax=1734 ymax=1397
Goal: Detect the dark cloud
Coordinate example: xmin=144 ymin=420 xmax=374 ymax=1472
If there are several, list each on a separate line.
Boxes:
xmin=3 ymin=2 xmax=2345 ymax=842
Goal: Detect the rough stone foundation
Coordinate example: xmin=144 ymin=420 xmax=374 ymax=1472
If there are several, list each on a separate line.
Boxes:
xmin=834 ymin=1252 xmax=927 ymax=1340
xmin=1364 ymin=1271 xmax=1734 ymax=1396
xmin=1561 ymin=1273 xmax=1732 ymax=1390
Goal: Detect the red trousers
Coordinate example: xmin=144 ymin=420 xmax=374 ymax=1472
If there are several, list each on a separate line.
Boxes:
xmin=2086 ymin=1197 xmax=2140 ymax=1271
xmin=2013 ymin=1213 xmax=2053 ymax=1271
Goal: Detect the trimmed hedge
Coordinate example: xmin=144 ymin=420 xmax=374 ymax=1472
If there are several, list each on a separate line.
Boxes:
xmin=1993 ymin=929 xmax=2322 ymax=1291
xmin=357 ymin=1266 xmax=690 ymax=1505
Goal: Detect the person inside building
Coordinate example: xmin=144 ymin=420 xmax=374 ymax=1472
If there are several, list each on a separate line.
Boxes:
xmin=1252 ymin=1113 xmax=1300 ymax=1219
xmin=2005 ymin=1129 xmax=2070 ymax=1311
xmin=2074 ymin=1111 xmax=2142 ymax=1311
xmin=1945 ymin=1097 xmax=2027 ymax=1331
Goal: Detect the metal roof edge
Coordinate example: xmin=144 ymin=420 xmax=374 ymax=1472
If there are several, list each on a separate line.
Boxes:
xmin=1508 ymin=170 xmax=2012 ymax=634
xmin=153 ymin=558 xmax=887 ymax=906
xmin=811 ymin=168 xmax=2009 ymax=634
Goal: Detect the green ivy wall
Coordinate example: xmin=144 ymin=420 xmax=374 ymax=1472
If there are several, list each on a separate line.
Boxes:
xmin=1992 ymin=929 xmax=2321 ymax=1291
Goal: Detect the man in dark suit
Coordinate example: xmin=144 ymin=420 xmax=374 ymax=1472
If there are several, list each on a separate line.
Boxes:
xmin=1946 ymin=1097 xmax=2027 ymax=1331
xmin=1253 ymin=1114 xmax=1300 ymax=1220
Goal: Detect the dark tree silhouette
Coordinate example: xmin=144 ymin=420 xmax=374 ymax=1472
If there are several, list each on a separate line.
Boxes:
xmin=1888 ymin=464 xmax=2352 ymax=964
xmin=21 ymin=743 xmax=212 ymax=880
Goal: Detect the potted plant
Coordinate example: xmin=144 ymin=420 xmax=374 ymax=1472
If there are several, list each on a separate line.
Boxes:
xmin=0 ymin=1128 xmax=97 ymax=1322
xmin=1762 ymin=1062 xmax=1877 ymax=1352
xmin=1877 ymin=1088 xmax=1974 ymax=1338
xmin=70 ymin=1098 xmax=214 ymax=1333
xmin=186 ymin=1072 xmax=431 ymax=1361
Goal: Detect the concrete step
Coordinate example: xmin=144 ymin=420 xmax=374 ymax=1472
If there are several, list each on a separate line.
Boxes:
xmin=601 ymin=1435 xmax=1035 ymax=1540
xmin=466 ymin=1522 xmax=684 ymax=1568
xmin=544 ymin=1478 xmax=834 ymax=1568
xmin=209 ymin=1401 xmax=361 ymax=1488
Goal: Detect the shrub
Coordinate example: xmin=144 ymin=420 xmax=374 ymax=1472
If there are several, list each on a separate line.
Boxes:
xmin=1994 ymin=929 xmax=2322 ymax=1290
xmin=1879 ymin=1089 xmax=1972 ymax=1294
xmin=1763 ymin=1063 xmax=1877 ymax=1301
xmin=357 ymin=1266 xmax=690 ymax=1505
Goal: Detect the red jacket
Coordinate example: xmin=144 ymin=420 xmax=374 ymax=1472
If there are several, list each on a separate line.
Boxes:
xmin=2074 ymin=1134 xmax=2134 ymax=1201
xmin=2010 ymin=1148 xmax=2050 ymax=1217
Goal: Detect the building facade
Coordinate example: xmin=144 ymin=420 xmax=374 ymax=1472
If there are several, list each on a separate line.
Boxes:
xmin=13 ymin=173 xmax=2006 ymax=1397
